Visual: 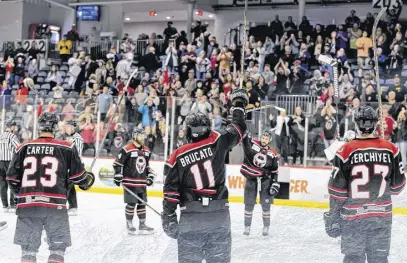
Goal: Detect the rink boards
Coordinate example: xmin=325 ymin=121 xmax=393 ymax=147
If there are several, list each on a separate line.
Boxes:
xmin=81 ymin=157 xmax=407 ymax=215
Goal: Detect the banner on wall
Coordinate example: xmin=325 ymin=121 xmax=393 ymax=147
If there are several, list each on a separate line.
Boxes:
xmin=289 ymin=168 xmax=330 ymax=202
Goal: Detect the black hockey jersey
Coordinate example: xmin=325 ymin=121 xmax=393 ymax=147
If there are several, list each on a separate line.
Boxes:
xmin=328 ymin=138 xmax=406 ymax=222
xmin=163 ymin=110 xmax=246 ymax=215
xmin=113 ymin=143 xmax=152 ymax=194
xmin=6 ymin=138 xmax=87 ymax=216
xmin=240 ymin=133 xmax=279 ymax=179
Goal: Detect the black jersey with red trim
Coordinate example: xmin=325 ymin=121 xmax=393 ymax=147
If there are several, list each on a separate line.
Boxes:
xmin=163 ymin=109 xmax=246 ymax=215
xmin=328 ymin=137 xmax=406 ymax=223
xmin=6 ymin=137 xmax=87 ymax=217
xmin=113 ymin=143 xmax=151 ymax=193
xmin=240 ymin=133 xmax=279 ymax=179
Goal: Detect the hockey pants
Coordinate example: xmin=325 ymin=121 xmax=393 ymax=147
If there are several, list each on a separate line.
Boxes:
xmin=177 ymin=200 xmax=231 ymax=263
xmin=15 ymin=214 xmax=71 ymax=263
xmin=67 ymin=181 xmax=77 ymax=209
xmin=244 ymin=177 xmax=273 ymax=227
xmin=342 ymin=219 xmax=391 ymax=263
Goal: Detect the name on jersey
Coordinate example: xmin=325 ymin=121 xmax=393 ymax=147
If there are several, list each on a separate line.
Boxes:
xmin=180 ymin=148 xmax=213 ymax=167
xmin=26 ymin=146 xmax=55 ymax=155
xmin=350 ymin=152 xmax=391 ymax=164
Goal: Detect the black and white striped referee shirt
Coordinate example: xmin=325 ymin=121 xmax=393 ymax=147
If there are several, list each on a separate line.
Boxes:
xmin=0 ymin=131 xmax=20 ymax=161
xmin=67 ymin=132 xmax=84 ymax=157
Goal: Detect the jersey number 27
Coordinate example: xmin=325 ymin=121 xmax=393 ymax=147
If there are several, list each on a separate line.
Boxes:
xmin=22 ymin=156 xmax=59 ymax=188
xmin=351 ymin=164 xmax=389 ymax=199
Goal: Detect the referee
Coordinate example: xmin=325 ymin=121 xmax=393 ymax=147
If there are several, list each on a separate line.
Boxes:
xmin=65 ymin=120 xmax=83 ymax=216
xmin=0 ymin=120 xmax=20 ymax=213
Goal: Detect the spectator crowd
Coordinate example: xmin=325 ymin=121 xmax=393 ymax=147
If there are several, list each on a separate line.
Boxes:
xmin=1 ymin=8 xmax=407 ymax=167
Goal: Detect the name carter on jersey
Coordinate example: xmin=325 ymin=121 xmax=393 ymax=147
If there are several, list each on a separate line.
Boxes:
xmin=26 ymin=146 xmax=55 ymax=155
xmin=180 ymin=148 xmax=214 ymax=167
xmin=350 ymin=152 xmax=391 ymax=165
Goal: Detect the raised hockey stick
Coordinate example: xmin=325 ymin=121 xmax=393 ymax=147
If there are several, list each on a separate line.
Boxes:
xmin=89 ymin=68 xmax=139 ymax=171
xmin=246 ymin=104 xmax=286 ymax=113
xmin=239 ymin=0 xmax=248 ymax=90
xmin=122 ymin=185 xmax=161 ymax=216
xmin=372 ymin=7 xmax=388 ymax=139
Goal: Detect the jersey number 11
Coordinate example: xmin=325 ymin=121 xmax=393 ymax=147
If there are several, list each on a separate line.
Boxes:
xmin=190 ymin=160 xmax=215 ymax=189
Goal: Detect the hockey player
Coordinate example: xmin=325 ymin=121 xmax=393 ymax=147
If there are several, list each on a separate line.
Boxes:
xmin=162 ymin=88 xmax=249 ymax=263
xmin=65 ymin=119 xmax=83 ymax=216
xmin=113 ymin=128 xmax=156 ymax=235
xmin=324 ymin=106 xmax=406 ymax=263
xmin=6 ymin=112 xmax=94 ymax=263
xmin=0 ymin=120 xmax=20 ymax=213
xmin=241 ymin=130 xmax=280 ymax=236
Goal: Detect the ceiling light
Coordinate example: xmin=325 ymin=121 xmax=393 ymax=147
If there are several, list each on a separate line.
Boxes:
xmin=125 ymin=17 xmax=130 ymax=21
xmin=195 ymin=11 xmax=199 ymax=15
xmin=208 ymin=14 xmax=214 ymax=18
xmin=165 ymin=16 xmax=171 ymax=19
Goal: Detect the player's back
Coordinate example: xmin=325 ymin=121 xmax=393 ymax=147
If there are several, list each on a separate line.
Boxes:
xmin=7 ymin=138 xmax=86 ymax=216
xmin=167 ymin=130 xmax=233 ymax=201
xmin=332 ymin=137 xmax=404 ymax=221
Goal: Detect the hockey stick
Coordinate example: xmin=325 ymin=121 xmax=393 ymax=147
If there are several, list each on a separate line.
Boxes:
xmin=122 ymin=185 xmax=161 ymax=216
xmin=246 ymin=104 xmax=286 ymax=113
xmin=239 ymin=0 xmax=248 ymax=90
xmin=372 ymin=7 xmax=387 ymax=139
xmin=89 ymin=68 xmax=139 ymax=171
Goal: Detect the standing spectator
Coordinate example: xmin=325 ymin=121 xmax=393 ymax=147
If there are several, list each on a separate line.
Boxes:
xmin=345 ymin=10 xmax=361 ymax=28
xmin=321 ymin=100 xmax=338 ymax=149
xmin=290 ymin=106 xmax=306 ymax=165
xmin=95 ymin=60 xmax=107 ymax=85
xmin=184 ymin=70 xmax=196 ymax=95
xmin=96 ymin=86 xmax=113 ymax=121
xmin=66 ymin=24 xmax=81 ymax=42
xmin=68 ymin=52 xmax=78 ymax=71
xmin=116 ymin=53 xmax=133 ymax=81
xmin=164 ymin=42 xmax=178 ymax=74
xmin=13 ymin=56 xmax=25 ymax=85
xmin=57 ymin=34 xmax=72 ymax=62
xmin=274 ymin=58 xmax=291 ymax=96
xmin=269 ymin=109 xmax=291 ymax=164
xmin=376 ymin=105 xmax=395 ymax=141
xmin=175 ymin=31 xmax=188 ymax=49
xmin=138 ymin=98 xmax=158 ymax=135
xmin=0 ymin=56 xmax=5 ymax=84
xmin=4 ymin=44 xmax=15 ymax=60
xmin=349 ymin=23 xmax=362 ymax=59
xmin=163 ymin=21 xmax=178 ymax=47
xmin=140 ymin=47 xmax=160 ymax=77
xmin=195 ymin=51 xmax=209 ymax=80
xmin=356 ymin=31 xmax=373 ymax=69
xmin=336 ymin=25 xmax=349 ymax=50
xmin=299 ymin=16 xmax=311 ymax=33
xmin=395 ymin=105 xmax=407 ymax=167
xmin=270 ymin=15 xmax=284 ymax=37
xmin=284 ymin=16 xmax=297 ymax=31
xmin=15 ymin=82 xmax=28 ymax=105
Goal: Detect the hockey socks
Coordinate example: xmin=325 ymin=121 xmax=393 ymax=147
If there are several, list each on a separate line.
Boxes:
xmin=125 ymin=204 xmax=135 ymax=221
xmin=21 ymin=250 xmax=37 ymax=263
xmin=48 ymin=250 xmax=65 ymax=263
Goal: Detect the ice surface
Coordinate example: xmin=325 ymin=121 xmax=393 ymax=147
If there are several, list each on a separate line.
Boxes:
xmin=1 ymin=193 xmax=407 ymax=263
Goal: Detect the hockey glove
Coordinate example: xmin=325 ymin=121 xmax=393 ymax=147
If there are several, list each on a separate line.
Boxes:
xmin=114 ymin=173 xmax=123 ymax=187
xmin=79 ymin=172 xmax=95 ymax=191
xmin=230 ymin=88 xmax=249 ymax=110
xmin=269 ymin=182 xmax=280 ymax=197
xmin=323 ymin=212 xmax=342 ymax=238
xmin=146 ymin=176 xmax=154 ymax=186
xmin=161 ymin=212 xmax=179 ymax=239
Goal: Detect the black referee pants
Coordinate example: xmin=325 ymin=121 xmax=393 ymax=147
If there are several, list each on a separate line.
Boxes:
xmin=0 ymin=161 xmax=14 ymax=207
xmin=67 ymin=181 xmax=77 ymax=209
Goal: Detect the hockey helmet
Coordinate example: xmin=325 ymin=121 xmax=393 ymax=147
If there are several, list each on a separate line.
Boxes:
xmin=38 ymin=112 xmax=59 ymax=133
xmin=5 ymin=120 xmax=16 ymax=127
xmin=65 ymin=119 xmax=77 ymax=127
xmin=132 ymin=128 xmax=146 ymax=140
xmin=185 ymin=112 xmax=211 ymax=143
xmin=354 ymin=106 xmax=378 ymax=135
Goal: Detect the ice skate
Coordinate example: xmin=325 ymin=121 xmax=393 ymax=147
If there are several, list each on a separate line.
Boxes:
xmin=126 ymin=220 xmax=137 ymax=235
xmin=2 ymin=205 xmax=8 ymax=213
xmin=243 ymin=226 xmax=250 ymax=236
xmin=262 ymin=226 xmax=269 ymax=236
xmin=0 ymin=221 xmax=7 ymax=231
xmin=68 ymin=208 xmax=78 ymax=216
xmin=7 ymin=206 xmax=16 ymax=213
xmin=139 ymin=221 xmax=154 ymax=235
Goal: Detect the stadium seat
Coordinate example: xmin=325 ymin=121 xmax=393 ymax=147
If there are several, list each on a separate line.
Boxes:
xmin=34 ymin=84 xmax=41 ymax=91
xmin=5 ymin=112 xmax=15 ymax=119
xmin=12 ymin=85 xmax=18 ymax=90
xmin=48 ymin=91 xmax=54 ymax=97
xmin=41 ymin=83 xmax=51 ymax=90
xmin=15 ymin=112 xmax=24 ymax=118
xmin=83 ymin=149 xmax=95 ymax=156
xmin=60 ymin=65 xmax=69 ymax=71
xmin=37 ymin=77 xmax=44 ymax=84
xmin=401 ymin=71 xmax=407 ymax=77
xmin=99 ymin=149 xmax=108 ymax=156
xmin=62 ymin=84 xmax=72 ymax=90
xmin=58 ymin=71 xmax=66 ymax=78
xmin=38 ymin=71 xmax=47 ymax=78
xmin=385 ymin=79 xmax=394 ymax=85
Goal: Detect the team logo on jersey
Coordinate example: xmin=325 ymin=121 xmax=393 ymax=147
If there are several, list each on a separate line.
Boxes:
xmin=114 ymin=135 xmax=124 ymax=148
xmin=135 ymin=156 xmax=146 ymax=174
xmin=253 ymin=152 xmax=267 ymax=167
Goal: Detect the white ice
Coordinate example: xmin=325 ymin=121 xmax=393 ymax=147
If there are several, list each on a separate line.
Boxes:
xmin=1 ymin=192 xmax=407 ymax=263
